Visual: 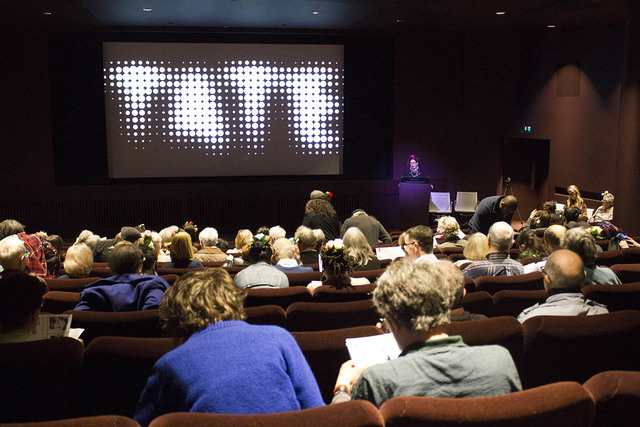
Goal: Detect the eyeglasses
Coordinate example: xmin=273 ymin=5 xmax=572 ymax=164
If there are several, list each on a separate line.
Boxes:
xmin=402 ymin=241 xmax=417 ymax=251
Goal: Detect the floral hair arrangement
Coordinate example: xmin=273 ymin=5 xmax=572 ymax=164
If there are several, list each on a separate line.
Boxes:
xmin=136 ymin=224 xmax=146 ymax=232
xmin=289 ymin=236 xmax=299 ymax=244
xmin=249 ymin=233 xmax=271 ymax=249
xmin=140 ymin=230 xmax=154 ymax=251
xmin=183 ymin=221 xmax=198 ymax=233
xmin=321 ymin=239 xmax=354 ymax=288
xmin=590 ymin=226 xmax=603 ymax=240
xmin=601 ymin=190 xmax=610 ymax=197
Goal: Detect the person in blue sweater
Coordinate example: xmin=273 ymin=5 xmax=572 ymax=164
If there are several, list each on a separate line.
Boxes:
xmin=74 ymin=243 xmax=170 ymax=312
xmin=134 ymin=268 xmax=324 ymax=426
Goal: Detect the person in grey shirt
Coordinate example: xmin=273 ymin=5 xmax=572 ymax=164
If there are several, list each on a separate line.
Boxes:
xmin=331 ymin=258 xmax=522 ymax=407
xmin=340 ymin=209 xmax=392 ymax=248
xmin=518 ymin=249 xmax=608 ymax=323
xmin=561 ymin=227 xmax=621 ymax=285
xmin=233 ymin=233 xmax=288 ymax=289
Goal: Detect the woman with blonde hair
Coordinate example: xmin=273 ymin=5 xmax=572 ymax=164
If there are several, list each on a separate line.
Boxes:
xmin=454 ymin=233 xmax=489 ymax=268
xmin=566 ymin=185 xmax=587 ymax=217
xmin=59 ymin=243 xmax=93 ymax=279
xmin=134 ymin=269 xmax=323 ymax=425
xmin=163 ymin=231 xmax=203 ymax=269
xmin=343 ymin=227 xmax=381 ymax=271
xmin=436 ymin=216 xmax=467 ymax=249
xmin=226 ymin=229 xmax=253 ymax=267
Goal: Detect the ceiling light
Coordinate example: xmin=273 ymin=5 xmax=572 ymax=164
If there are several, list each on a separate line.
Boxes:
xmin=143 ymin=8 xmax=152 ymax=12
xmin=43 ymin=11 xmax=52 ymax=15
xmin=547 ymin=24 xmax=556 ymax=28
xmin=396 ymin=19 xmax=405 ymax=23
xmin=313 ymin=11 xmax=319 ymax=15
xmin=496 ymin=11 xmax=506 ymax=15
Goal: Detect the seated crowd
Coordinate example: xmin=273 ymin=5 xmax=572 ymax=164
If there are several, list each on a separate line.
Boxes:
xmin=0 ymin=188 xmax=636 ymax=424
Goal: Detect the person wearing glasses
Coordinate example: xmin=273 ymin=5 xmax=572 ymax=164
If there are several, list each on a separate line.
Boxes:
xmin=0 ymin=235 xmax=30 ymax=277
xmin=402 ymin=225 xmax=438 ymax=263
xmin=517 ymin=249 xmax=608 ymax=323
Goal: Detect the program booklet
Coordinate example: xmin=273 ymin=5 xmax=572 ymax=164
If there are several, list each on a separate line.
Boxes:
xmin=345 ymin=333 xmax=401 ymax=367
xmin=33 ymin=314 xmax=83 ymax=340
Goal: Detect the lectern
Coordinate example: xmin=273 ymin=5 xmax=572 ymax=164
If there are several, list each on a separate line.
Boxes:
xmin=398 ymin=180 xmax=430 ymax=230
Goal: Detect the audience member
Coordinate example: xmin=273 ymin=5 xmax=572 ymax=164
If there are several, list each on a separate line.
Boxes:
xmin=272 ymin=238 xmax=312 ymax=274
xmin=516 ymin=229 xmax=548 ymax=259
xmin=468 ymin=195 xmax=518 ymax=235
xmin=74 ymin=244 xmax=170 ymax=311
xmin=589 ymin=191 xmax=614 ymax=223
xmin=343 ymin=227 xmax=381 ymax=271
xmin=228 ymin=229 xmax=253 ymax=255
xmin=517 ymin=250 xmax=608 ymax=323
xmin=233 ymin=234 xmax=288 ymax=289
xmin=216 ymin=238 xmax=229 ymax=252
xmin=453 ymin=232 xmax=489 ymax=268
xmin=435 ymin=216 xmax=467 ymax=249
xmin=36 ymin=231 xmax=61 ymax=277
xmin=94 ymin=226 xmax=142 ymax=262
xmin=193 ymin=227 xmax=228 ymax=264
xmin=462 ymin=221 xmax=523 ymax=279
xmin=436 ymin=261 xmax=486 ymax=322
xmin=302 ymin=197 xmax=341 ymax=241
xmin=331 ymin=259 xmax=521 ymax=407
xmin=0 ymin=274 xmax=48 ymax=343
xmin=0 ymin=219 xmax=49 ymax=277
xmin=76 ymin=229 xmax=101 ymax=253
xmin=269 ymin=225 xmax=286 ymax=244
xmin=139 ymin=245 xmax=158 ymax=275
xmin=181 ymin=221 xmax=199 ymax=249
xmin=164 ymin=231 xmax=204 ymax=269
xmin=158 ymin=226 xmax=179 ymax=249
xmin=561 ymin=227 xmax=621 ymax=285
xmin=565 ymin=184 xmax=587 ymax=217
xmin=295 ymin=226 xmax=320 ymax=266
xmin=403 ymin=225 xmax=437 ymax=263
xmin=523 ymin=225 xmax=567 ymax=273
xmin=59 ymin=244 xmax=93 ymax=279
xmin=340 ymin=209 xmax=392 ymax=248
xmin=134 ymin=269 xmax=323 ymax=426
xmin=0 ymin=235 xmax=29 ymax=276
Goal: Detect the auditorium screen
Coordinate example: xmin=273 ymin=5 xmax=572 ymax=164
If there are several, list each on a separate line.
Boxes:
xmin=103 ymin=42 xmax=344 ymax=178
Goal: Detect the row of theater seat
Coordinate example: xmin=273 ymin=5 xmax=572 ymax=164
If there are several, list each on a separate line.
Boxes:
xmin=12 ymin=309 xmax=640 ymax=411
xmin=3 ymin=374 xmax=637 ymax=426
xmin=1 ymin=323 xmax=638 ymax=425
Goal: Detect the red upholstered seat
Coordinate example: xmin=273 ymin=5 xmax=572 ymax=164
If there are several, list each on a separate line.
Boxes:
xmin=147 ymin=400 xmax=384 ymax=427
xmin=621 ymin=247 xmax=640 ymax=264
xmin=583 ymin=370 xmax=640 ymax=427
xmin=243 ymin=286 xmax=313 ymax=310
xmin=42 ymin=291 xmax=81 ymax=314
xmin=0 ymin=337 xmax=85 ymax=423
xmin=610 ymin=264 xmax=640 ymax=283
xmin=455 ymin=290 xmax=493 ymax=317
xmin=521 ymin=310 xmax=640 ymax=388
xmin=492 ymin=289 xmax=549 ymax=318
xmin=244 ymin=304 xmax=287 ymax=327
xmin=312 ymin=284 xmax=376 ymax=303
xmin=475 ymin=271 xmax=544 ymax=295
xmin=350 ymin=269 xmax=386 ymax=282
xmin=156 ymin=267 xmax=207 ymax=276
xmin=45 ymin=277 xmax=101 ymax=292
xmin=285 ymin=271 xmax=323 ymax=286
xmin=581 ymin=282 xmax=640 ymax=311
xmin=379 ymin=382 xmax=594 ymax=427
xmin=64 ymin=309 xmax=163 ymax=345
xmin=595 ymin=250 xmax=624 ymax=267
xmin=5 ymin=415 xmax=141 ymax=426
xmin=79 ymin=336 xmax=179 ymax=418
xmin=285 ymin=300 xmax=379 ymax=332
xmin=292 ymin=325 xmax=383 ymax=403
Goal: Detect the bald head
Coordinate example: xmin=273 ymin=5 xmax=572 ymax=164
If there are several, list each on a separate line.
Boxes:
xmin=544 ymin=249 xmax=585 ymax=291
xmin=500 ymin=196 xmax=518 ymax=217
xmin=488 ymin=221 xmax=514 ymax=252
xmin=544 ymin=225 xmax=567 ymax=252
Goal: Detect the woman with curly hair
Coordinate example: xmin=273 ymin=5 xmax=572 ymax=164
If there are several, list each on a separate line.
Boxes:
xmin=516 ymin=229 xmax=548 ymax=259
xmin=134 ymin=269 xmax=323 ymax=426
xmin=302 ymin=198 xmax=341 ymax=241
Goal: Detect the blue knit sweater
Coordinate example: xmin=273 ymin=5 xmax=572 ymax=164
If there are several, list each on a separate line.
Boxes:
xmin=134 ymin=320 xmax=324 ymax=426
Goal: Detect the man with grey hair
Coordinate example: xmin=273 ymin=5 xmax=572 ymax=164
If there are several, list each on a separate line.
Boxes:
xmin=269 ymin=225 xmax=286 ymax=244
xmin=462 ymin=221 xmax=523 ymax=279
xmin=193 ymin=227 xmax=228 ymax=264
xmin=340 ymin=209 xmax=392 ymax=248
xmin=0 ymin=235 xmax=29 ymax=276
xmin=272 ymin=238 xmax=313 ymax=274
xmin=295 ymin=226 xmax=321 ymax=266
xmin=562 ymin=227 xmax=621 ymax=285
xmin=331 ymin=258 xmax=521 ymax=407
xmin=0 ymin=219 xmax=48 ymax=277
xmin=523 ymin=224 xmax=567 ymax=273
xmin=437 ymin=261 xmax=487 ymax=321
xmin=518 ymin=249 xmax=608 ymax=323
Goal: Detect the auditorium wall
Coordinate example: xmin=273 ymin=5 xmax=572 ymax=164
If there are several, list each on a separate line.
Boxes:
xmin=2 ymin=16 xmax=638 ymax=237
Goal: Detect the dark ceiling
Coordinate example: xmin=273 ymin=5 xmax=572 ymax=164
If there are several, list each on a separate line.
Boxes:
xmin=1 ymin=0 xmax=628 ymax=32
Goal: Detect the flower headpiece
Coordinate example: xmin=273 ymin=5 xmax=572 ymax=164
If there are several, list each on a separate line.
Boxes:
xmin=324 ymin=239 xmax=345 ymax=255
xmin=590 ymin=226 xmax=603 ymax=240
xmin=183 ymin=221 xmax=198 ymax=233
xmin=602 ymin=190 xmax=610 ymax=197
xmin=140 ymin=230 xmax=154 ymax=250
xmin=137 ymin=224 xmax=146 ymax=232
xmin=249 ymin=233 xmax=271 ymax=249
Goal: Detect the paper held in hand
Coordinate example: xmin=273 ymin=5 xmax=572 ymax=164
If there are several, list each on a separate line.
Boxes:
xmin=345 ymin=333 xmax=401 ymax=367
xmin=33 ymin=314 xmax=83 ymax=340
